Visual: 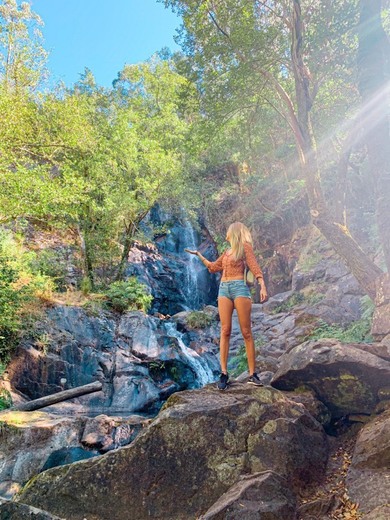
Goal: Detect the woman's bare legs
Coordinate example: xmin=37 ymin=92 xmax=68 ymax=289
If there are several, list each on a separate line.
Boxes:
xmin=217 ymin=296 xmax=234 ymax=373
xmin=234 ymin=297 xmax=256 ymax=375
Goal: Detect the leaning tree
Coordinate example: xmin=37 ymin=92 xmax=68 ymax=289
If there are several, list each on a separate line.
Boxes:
xmin=163 ymin=0 xmax=390 ymax=305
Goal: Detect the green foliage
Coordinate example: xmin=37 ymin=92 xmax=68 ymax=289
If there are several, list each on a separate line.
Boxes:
xmin=149 ymin=360 xmax=167 ymax=381
xmin=0 ymin=0 xmax=48 ymax=92
xmin=186 ymin=310 xmax=213 ymax=329
xmin=0 ymin=388 xmax=12 ymax=410
xmin=80 ymin=277 xmax=92 ymax=296
xmin=230 ymin=344 xmax=248 ymax=377
xmin=104 ymin=278 xmax=153 ymax=313
xmin=28 ymin=249 xmax=69 ymax=290
xmin=0 ymin=230 xmax=65 ymax=361
xmin=306 ymin=295 xmax=374 ymax=344
xmin=307 ymin=318 xmax=372 ymax=344
xmin=0 ymin=46 xmax=201 ymax=286
xmin=297 ymin=252 xmax=323 ymax=273
xmin=304 ymin=292 xmax=326 ymax=306
xmin=229 ymin=336 xmax=266 ymax=376
xmin=0 ymin=239 xmax=26 ymax=361
xmin=82 ymin=299 xmax=103 ymax=318
xmin=272 ymin=292 xmax=306 ymax=314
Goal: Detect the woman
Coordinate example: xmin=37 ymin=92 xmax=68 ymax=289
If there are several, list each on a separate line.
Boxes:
xmin=186 ymin=222 xmax=267 ymax=390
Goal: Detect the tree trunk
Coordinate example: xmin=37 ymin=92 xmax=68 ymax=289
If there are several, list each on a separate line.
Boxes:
xmin=208 ymin=0 xmax=384 ymax=299
xmin=115 ymin=221 xmax=136 ymax=281
xmin=289 ymin=0 xmax=384 ymax=300
xmin=358 ymin=0 xmax=390 ymax=273
xmin=116 ymin=211 xmax=150 ymax=281
xmin=78 ymin=224 xmax=95 ymax=290
xmin=13 ymin=381 xmax=103 ymax=412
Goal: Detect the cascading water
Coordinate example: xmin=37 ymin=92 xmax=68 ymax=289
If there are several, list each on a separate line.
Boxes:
xmin=164 ymin=322 xmax=215 ymax=388
xmin=182 ymin=221 xmax=201 ymax=310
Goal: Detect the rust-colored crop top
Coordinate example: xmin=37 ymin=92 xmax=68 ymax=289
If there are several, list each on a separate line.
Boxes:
xmin=204 ymin=243 xmax=264 ymax=282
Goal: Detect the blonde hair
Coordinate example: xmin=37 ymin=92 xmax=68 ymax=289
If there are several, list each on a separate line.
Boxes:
xmin=227 ymin=222 xmax=253 ymax=260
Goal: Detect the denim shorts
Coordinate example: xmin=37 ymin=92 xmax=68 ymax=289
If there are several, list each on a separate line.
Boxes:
xmin=218 ymin=280 xmax=251 ymax=301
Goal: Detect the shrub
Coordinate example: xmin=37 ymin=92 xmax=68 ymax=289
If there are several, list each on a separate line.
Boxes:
xmin=0 ymin=256 xmax=25 ymax=361
xmin=272 ymin=292 xmax=306 ymax=314
xmin=82 ymin=299 xmax=103 ymax=317
xmin=306 ymin=296 xmax=374 ymax=344
xmin=0 ymin=231 xmax=67 ymax=361
xmin=307 ymin=317 xmax=372 ymax=344
xmin=80 ymin=276 xmax=92 ymax=296
xmin=230 ymin=344 xmax=247 ymax=376
xmin=0 ymin=388 xmax=12 ymax=411
xmin=186 ymin=310 xmax=213 ymax=329
xmin=28 ymin=249 xmax=69 ymax=290
xmin=229 ymin=336 xmax=266 ymax=377
xmin=104 ymin=278 xmax=153 ymax=313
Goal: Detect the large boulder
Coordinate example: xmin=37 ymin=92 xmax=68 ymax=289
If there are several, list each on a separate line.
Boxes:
xmin=0 ymin=411 xmax=87 ymax=500
xmin=271 ymin=340 xmax=390 ymax=418
xmin=0 ymin=410 xmax=151 ymax=501
xmin=199 ymin=471 xmax=297 ymax=520
xmin=16 ymin=384 xmax=328 ymax=520
xmin=346 ymin=409 xmax=390 ymax=513
xmin=0 ymin=501 xmax=63 ymax=519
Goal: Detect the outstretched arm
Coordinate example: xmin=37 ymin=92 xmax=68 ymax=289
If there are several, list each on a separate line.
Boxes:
xmin=185 ymin=249 xmax=224 ymax=273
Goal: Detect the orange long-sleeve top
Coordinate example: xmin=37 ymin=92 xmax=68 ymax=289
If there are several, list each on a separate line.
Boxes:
xmin=204 ymin=242 xmax=264 ymax=282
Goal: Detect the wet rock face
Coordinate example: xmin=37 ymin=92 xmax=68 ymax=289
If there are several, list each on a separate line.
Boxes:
xmin=126 ymin=214 xmax=219 ymax=315
xmin=16 ymin=385 xmax=328 ymax=520
xmin=5 ymin=307 xmax=219 ymax=415
xmin=271 ymin=340 xmax=390 ymax=419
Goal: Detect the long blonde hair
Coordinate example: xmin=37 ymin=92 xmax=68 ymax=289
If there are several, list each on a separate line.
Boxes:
xmin=227 ymin=222 xmax=253 ymax=260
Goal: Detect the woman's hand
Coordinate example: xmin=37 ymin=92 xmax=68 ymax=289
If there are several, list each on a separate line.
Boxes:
xmin=184 ymin=248 xmax=198 ymax=255
xmin=259 ymin=284 xmax=268 ymax=303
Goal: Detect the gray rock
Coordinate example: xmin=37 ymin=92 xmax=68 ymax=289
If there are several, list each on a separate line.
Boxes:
xmin=297 ymin=495 xmax=340 ymax=519
xmin=346 ymin=409 xmax=390 ymax=513
xmin=271 ymin=339 xmax=390 ymax=418
xmin=41 ymin=447 xmax=99 ymax=472
xmin=0 ymin=411 xmax=87 ymax=499
xmin=0 ymin=501 xmax=64 ymax=519
xmin=200 ymin=471 xmax=297 ymax=520
xmin=360 ymin=504 xmax=390 ymax=519
xmin=16 ymin=384 xmax=328 ymax=520
xmin=6 ymin=307 xmax=218 ymax=416
xmin=372 ymin=276 xmax=390 ymax=341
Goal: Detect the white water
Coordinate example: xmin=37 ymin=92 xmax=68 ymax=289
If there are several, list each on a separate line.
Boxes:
xmin=182 ymin=221 xmax=200 ymax=310
xmin=164 ymin=322 xmax=214 ymax=388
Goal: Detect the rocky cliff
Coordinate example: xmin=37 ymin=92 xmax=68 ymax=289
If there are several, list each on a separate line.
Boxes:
xmin=1 ymin=223 xmax=389 ymax=519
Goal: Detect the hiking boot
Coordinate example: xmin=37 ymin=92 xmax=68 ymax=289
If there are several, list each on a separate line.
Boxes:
xmin=247 ymin=373 xmax=263 ymax=386
xmin=217 ymin=372 xmax=229 ymax=390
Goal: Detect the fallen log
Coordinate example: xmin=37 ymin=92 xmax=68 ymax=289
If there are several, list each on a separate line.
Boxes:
xmin=12 ymin=381 xmax=103 ymax=412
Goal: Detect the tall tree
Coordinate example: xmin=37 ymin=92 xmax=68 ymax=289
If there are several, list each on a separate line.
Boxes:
xmin=112 ymin=58 xmax=200 ymax=280
xmin=163 ymin=0 xmax=387 ymax=299
xmin=0 ymin=0 xmax=47 ymax=92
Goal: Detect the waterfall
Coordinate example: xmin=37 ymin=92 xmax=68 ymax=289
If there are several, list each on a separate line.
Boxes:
xmin=182 ymin=221 xmax=201 ymax=310
xmin=164 ymin=322 xmax=215 ymax=388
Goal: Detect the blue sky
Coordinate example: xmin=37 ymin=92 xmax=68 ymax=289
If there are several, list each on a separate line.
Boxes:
xmin=30 ymin=0 xmax=181 ymax=87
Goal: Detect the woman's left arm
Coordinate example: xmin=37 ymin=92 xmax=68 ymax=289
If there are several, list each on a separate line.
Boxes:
xmin=244 ymin=243 xmax=268 ymax=302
